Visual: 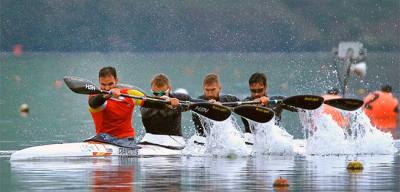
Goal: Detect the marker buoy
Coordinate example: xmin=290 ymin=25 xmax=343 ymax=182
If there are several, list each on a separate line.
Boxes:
xmin=13 ymin=44 xmax=23 ymax=56
xmin=19 ymin=103 xmax=29 ymax=117
xmin=347 ymin=161 xmax=364 ymax=171
xmin=273 ymin=177 xmax=289 ymax=187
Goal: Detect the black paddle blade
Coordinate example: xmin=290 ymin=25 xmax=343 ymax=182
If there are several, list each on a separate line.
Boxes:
xmin=233 ymin=105 xmax=275 ymax=123
xmin=63 ymin=76 xmax=102 ymax=95
xmin=283 ymin=95 xmax=324 ymax=110
xmin=190 ymin=103 xmax=231 ymax=121
xmin=324 ymin=98 xmax=364 ymax=111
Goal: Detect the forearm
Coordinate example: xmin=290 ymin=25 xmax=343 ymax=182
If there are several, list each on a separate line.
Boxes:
xmin=89 ymin=94 xmax=108 ymax=108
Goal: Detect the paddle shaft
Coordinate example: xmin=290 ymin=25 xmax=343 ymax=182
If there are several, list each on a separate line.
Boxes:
xmin=222 ymin=100 xmax=281 ymax=107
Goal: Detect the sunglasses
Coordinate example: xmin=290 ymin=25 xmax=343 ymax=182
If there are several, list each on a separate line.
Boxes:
xmin=152 ymin=89 xmax=169 ymax=96
xmin=250 ymin=88 xmax=264 ymax=93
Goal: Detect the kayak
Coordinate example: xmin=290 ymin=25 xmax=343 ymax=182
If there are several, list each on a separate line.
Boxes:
xmin=10 ymin=134 xmax=186 ymax=161
xmin=10 ymin=133 xmax=400 ymax=161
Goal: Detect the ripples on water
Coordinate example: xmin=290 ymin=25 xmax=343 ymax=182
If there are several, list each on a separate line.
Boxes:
xmin=5 ymin=155 xmax=400 ymax=191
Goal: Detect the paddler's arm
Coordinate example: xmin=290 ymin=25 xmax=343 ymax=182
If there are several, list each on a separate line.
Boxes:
xmin=123 ymin=89 xmax=162 ymax=109
xmin=89 ymin=94 xmax=109 ymax=108
xmin=122 ymin=89 xmax=170 ymax=109
xmin=88 ymin=88 xmax=120 ymax=109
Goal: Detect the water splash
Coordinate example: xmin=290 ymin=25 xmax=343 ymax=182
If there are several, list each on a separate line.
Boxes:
xmin=183 ymin=115 xmax=249 ymax=157
xmin=249 ymin=118 xmax=294 ymax=156
xmin=299 ymin=108 xmax=397 ymax=155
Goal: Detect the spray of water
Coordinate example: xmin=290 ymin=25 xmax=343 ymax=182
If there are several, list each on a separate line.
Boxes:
xmin=183 ymin=114 xmax=250 ymax=157
xmin=299 ymin=108 xmax=397 ymax=155
xmin=249 ymin=118 xmax=295 ymax=156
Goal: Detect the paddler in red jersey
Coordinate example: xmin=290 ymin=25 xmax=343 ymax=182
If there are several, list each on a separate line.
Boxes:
xmin=86 ymin=66 xmax=178 ymax=147
xmin=364 ymin=85 xmax=399 ymax=139
xmin=322 ymin=88 xmax=348 ymax=128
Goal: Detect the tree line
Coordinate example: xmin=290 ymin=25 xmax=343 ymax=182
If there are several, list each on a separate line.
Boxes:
xmin=1 ymin=0 xmax=398 ymax=52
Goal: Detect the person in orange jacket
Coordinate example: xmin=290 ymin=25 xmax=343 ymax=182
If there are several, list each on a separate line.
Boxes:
xmin=322 ymin=88 xmax=348 ymax=128
xmin=364 ymin=85 xmax=399 ymax=138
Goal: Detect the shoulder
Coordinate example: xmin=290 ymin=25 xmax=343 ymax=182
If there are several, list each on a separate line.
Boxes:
xmin=170 ymin=92 xmax=191 ymax=101
xmin=242 ymin=96 xmax=252 ymax=101
xmin=220 ymin=94 xmax=240 ymax=102
xmin=125 ymin=89 xmax=145 ymax=97
xmin=197 ymin=95 xmax=207 ymax=100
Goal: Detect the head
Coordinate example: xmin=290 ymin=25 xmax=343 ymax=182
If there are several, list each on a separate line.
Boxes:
xmin=99 ymin=66 xmax=118 ymax=91
xmin=151 ymin=73 xmax=171 ymax=96
xmin=327 ymin=88 xmax=340 ymax=95
xmin=381 ymin=85 xmax=392 ymax=93
xmin=248 ymin=73 xmax=267 ymax=99
xmin=203 ymin=73 xmax=221 ymax=100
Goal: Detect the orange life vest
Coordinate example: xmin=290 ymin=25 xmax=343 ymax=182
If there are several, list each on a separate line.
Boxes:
xmin=364 ymin=91 xmax=399 ymax=129
xmin=322 ymin=94 xmax=347 ymax=128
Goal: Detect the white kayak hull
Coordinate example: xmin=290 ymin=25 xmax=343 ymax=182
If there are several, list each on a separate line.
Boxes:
xmin=10 ymin=133 xmax=398 ymax=161
xmin=10 ymin=134 xmax=186 ymax=161
xmin=10 ymin=142 xmax=184 ymax=161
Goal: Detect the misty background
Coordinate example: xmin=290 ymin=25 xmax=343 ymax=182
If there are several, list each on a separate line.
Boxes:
xmin=1 ymin=0 xmax=399 ymax=52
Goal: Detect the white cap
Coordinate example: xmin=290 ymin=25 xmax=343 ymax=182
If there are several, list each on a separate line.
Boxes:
xmin=175 ymin=88 xmax=188 ymax=95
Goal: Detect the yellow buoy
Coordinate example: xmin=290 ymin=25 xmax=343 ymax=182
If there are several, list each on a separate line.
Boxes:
xmin=347 ymin=161 xmax=364 ymax=171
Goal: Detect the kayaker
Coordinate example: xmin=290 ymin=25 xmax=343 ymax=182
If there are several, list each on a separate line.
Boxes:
xmin=242 ymin=72 xmax=297 ymax=132
xmin=86 ymin=67 xmax=177 ymax=147
xmin=321 ymin=88 xmax=348 ymax=128
xmin=192 ymin=73 xmax=240 ymax=136
xmin=140 ymin=73 xmax=191 ymax=136
xmin=364 ymin=85 xmax=399 ymax=138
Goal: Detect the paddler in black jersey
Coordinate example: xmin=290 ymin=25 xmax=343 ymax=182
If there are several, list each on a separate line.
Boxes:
xmin=140 ymin=73 xmax=191 ymax=136
xmin=192 ymin=73 xmax=241 ymax=136
xmin=242 ymin=72 xmax=297 ymax=132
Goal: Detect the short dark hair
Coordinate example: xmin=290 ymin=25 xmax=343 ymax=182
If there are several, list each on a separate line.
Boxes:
xmin=99 ymin=66 xmax=117 ymax=78
xmin=249 ymin=72 xmax=267 ymax=86
xmin=381 ymin=85 xmax=392 ymax=92
xmin=151 ymin=73 xmax=170 ymax=87
xmin=203 ymin=73 xmax=220 ymax=86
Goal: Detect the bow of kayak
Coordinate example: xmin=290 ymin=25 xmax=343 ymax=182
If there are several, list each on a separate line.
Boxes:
xmin=10 ymin=134 xmax=187 ymax=161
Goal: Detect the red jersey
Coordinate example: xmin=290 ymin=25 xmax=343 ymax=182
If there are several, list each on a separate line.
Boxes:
xmin=89 ymin=89 xmax=144 ymax=138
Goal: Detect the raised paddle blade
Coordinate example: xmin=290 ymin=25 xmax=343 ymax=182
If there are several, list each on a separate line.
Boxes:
xmin=233 ymin=105 xmax=275 ymax=123
xmin=190 ymin=103 xmax=231 ymax=121
xmin=63 ymin=76 xmax=103 ymax=95
xmin=283 ymin=95 xmax=324 ymax=110
xmin=324 ymin=98 xmax=364 ymax=111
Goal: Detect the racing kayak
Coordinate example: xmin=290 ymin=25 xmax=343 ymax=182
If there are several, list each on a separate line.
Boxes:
xmin=10 ymin=133 xmax=399 ymax=161
xmin=10 ymin=134 xmax=186 ymax=161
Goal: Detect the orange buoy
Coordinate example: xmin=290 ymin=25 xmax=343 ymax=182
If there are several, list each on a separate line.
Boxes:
xmin=13 ymin=44 xmax=23 ymax=56
xmin=273 ymin=177 xmax=289 ymax=187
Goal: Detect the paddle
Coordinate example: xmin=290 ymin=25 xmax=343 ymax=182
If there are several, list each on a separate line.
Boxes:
xmin=233 ymin=105 xmax=275 ymax=123
xmin=63 ymin=76 xmax=231 ymax=121
xmin=323 ymin=98 xmax=364 ymax=111
xmin=223 ymin=95 xmax=324 ymax=110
